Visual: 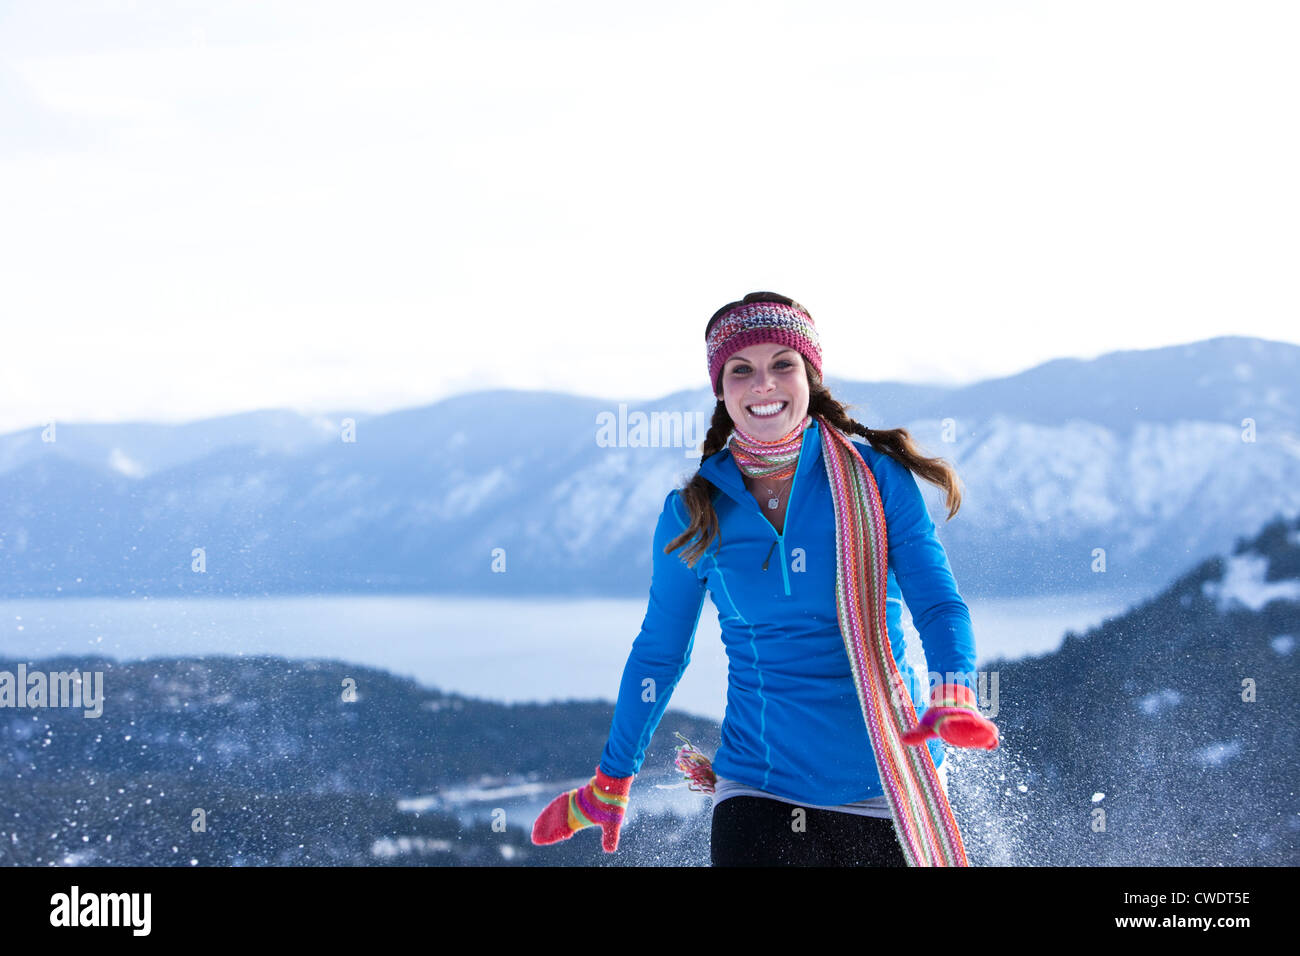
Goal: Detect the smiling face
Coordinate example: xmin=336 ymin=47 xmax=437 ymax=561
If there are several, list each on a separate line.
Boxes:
xmin=716 ymin=342 xmax=811 ymax=441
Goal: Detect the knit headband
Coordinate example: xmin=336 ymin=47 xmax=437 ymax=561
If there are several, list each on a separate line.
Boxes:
xmin=706 ymin=300 xmax=823 ymax=395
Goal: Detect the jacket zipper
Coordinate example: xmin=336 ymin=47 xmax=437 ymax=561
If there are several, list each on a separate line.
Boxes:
xmin=757 ymin=459 xmax=801 ymax=597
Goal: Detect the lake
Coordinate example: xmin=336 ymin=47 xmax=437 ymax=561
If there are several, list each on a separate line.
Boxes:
xmin=0 ymin=589 xmax=1148 ymax=723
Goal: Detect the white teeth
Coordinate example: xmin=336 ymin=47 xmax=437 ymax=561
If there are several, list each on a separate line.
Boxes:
xmin=747 ymin=401 xmax=786 ymax=417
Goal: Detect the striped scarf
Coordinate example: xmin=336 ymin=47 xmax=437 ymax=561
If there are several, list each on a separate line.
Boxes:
xmin=724 ymin=412 xmax=969 ymax=867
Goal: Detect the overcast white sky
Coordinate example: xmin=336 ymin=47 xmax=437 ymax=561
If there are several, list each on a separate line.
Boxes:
xmin=1 ymin=0 xmax=1296 ymax=433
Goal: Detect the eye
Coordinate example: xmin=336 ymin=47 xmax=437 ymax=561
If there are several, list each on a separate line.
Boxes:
xmin=730 ymin=359 xmax=793 ymax=375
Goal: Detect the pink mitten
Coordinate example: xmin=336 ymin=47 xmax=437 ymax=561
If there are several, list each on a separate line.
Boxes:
xmin=530 ymin=765 xmax=634 ymax=852
xmin=901 ymin=683 xmax=999 ymax=750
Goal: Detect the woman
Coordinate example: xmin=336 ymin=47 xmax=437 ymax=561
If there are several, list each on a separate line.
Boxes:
xmin=532 ymin=292 xmax=999 ymax=866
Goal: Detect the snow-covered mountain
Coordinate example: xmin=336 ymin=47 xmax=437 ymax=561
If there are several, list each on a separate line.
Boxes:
xmin=955 ymin=512 xmax=1300 ymax=865
xmin=1 ymin=336 xmax=1297 ymax=598
xmin=0 ymin=408 xmax=342 ymax=479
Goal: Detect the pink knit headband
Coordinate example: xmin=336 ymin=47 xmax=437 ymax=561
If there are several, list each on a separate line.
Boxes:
xmin=706 ymin=300 xmax=823 ymax=395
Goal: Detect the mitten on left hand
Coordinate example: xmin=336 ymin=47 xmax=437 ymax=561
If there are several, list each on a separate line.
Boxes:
xmin=530 ymin=765 xmax=634 ymax=852
xmin=901 ymin=683 xmax=999 ymax=750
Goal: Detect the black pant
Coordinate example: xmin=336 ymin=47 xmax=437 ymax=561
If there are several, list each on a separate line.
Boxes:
xmin=710 ymin=796 xmax=907 ymax=867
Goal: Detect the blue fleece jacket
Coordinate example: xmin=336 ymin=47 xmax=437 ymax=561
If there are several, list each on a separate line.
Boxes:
xmin=598 ymin=418 xmax=978 ymax=805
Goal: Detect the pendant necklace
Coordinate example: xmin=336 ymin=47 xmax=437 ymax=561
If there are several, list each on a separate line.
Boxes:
xmin=755 ymin=474 xmax=792 ymax=511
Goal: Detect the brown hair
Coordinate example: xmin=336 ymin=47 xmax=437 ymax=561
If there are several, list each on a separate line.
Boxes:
xmin=667 ymin=292 xmax=964 ymax=568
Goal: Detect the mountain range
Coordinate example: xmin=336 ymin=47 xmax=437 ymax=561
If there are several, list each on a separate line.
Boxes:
xmin=1 ymin=334 xmax=1297 ymax=598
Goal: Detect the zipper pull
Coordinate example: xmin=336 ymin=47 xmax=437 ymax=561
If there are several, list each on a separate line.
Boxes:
xmin=761 ymin=539 xmax=777 ymax=571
